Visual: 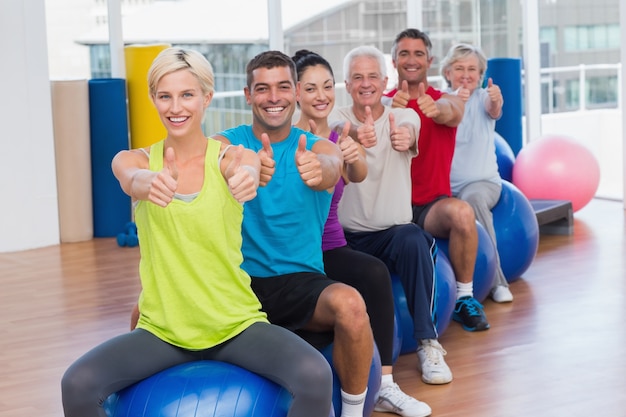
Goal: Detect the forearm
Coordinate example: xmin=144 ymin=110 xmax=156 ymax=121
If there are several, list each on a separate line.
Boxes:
xmin=344 ymin=155 xmax=367 ymax=183
xmin=311 ymin=154 xmax=342 ymax=191
xmin=433 ymin=96 xmax=464 ymax=127
xmin=486 ymin=96 xmax=503 ymax=119
xmin=127 ymin=170 xmax=158 ymax=201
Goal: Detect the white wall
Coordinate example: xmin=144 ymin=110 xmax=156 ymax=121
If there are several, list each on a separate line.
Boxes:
xmin=0 ymin=0 xmax=60 ymax=252
xmin=541 ymin=109 xmax=623 ymax=200
xmin=44 ymin=0 xmax=92 ymax=79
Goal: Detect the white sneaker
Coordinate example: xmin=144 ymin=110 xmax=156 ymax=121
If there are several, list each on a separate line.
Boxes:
xmin=374 ymin=382 xmax=432 ymax=417
xmin=416 ymin=339 xmax=453 ymax=384
xmin=491 ymin=285 xmax=514 ymax=303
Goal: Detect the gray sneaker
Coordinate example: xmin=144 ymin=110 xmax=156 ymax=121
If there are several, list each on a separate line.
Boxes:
xmin=374 ymin=382 xmax=432 ymax=417
xmin=416 ymin=339 xmax=453 ymax=384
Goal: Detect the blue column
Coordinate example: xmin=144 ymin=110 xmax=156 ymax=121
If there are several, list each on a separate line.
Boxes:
xmin=485 ymin=58 xmax=523 ymax=156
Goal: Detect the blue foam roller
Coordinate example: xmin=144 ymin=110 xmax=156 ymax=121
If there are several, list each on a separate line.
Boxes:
xmin=88 ymin=78 xmax=131 ymax=237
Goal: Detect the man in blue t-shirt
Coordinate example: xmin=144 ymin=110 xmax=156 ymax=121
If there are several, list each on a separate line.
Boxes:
xmin=212 ymin=50 xmax=374 ymax=417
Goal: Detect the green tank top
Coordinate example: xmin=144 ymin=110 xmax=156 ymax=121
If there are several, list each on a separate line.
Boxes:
xmin=135 ymin=139 xmax=268 ymax=350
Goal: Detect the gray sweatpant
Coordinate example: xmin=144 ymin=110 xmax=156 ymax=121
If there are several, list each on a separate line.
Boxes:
xmin=61 ymin=322 xmax=333 ymax=417
xmin=455 ymin=180 xmax=509 ymax=289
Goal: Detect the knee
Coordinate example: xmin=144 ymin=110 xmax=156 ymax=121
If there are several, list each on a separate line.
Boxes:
xmin=353 ymin=262 xmax=392 ymax=299
xmin=61 ymin=364 xmax=99 ymax=413
xmin=451 ymin=201 xmax=477 ymax=235
xmin=291 ymin=353 xmax=333 ymax=403
xmin=330 ymin=285 xmax=370 ymax=328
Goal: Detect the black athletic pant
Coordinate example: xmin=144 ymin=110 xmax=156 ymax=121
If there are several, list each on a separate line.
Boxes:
xmin=323 ymin=245 xmax=395 ymax=366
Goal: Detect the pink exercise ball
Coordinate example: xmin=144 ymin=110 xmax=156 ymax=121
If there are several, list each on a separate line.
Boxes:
xmin=512 ymin=135 xmax=600 ymax=212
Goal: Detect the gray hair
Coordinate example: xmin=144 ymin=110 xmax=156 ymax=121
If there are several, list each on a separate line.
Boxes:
xmin=440 ymin=43 xmax=487 ymax=88
xmin=343 ymin=45 xmax=387 ymax=82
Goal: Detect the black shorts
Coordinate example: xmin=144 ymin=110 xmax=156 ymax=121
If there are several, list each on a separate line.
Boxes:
xmin=412 ymin=195 xmax=448 ymax=227
xmin=250 ymin=272 xmax=335 ymax=331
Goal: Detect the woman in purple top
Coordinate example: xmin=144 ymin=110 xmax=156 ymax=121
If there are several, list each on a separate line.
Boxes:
xmin=292 ymin=50 xmax=432 ymax=417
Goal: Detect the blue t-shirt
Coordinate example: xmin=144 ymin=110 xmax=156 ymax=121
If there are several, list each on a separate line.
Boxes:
xmin=219 ymin=125 xmax=332 ymax=277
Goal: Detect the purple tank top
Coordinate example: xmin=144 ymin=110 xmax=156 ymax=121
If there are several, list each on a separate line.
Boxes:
xmin=322 ymin=130 xmax=348 ymax=252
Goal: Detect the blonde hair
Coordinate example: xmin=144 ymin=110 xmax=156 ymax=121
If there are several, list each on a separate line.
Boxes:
xmin=147 ymin=48 xmax=215 ymax=97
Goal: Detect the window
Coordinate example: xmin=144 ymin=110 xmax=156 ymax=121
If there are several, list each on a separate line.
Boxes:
xmin=540 ymin=27 xmax=557 ymax=53
xmin=564 ymin=24 xmax=620 ymax=51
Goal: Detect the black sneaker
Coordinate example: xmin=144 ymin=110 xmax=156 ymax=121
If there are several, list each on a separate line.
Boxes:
xmin=453 ymin=296 xmax=490 ymax=331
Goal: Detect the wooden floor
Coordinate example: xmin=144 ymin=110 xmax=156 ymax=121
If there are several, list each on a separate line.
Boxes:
xmin=1 ymin=198 xmax=625 ymax=417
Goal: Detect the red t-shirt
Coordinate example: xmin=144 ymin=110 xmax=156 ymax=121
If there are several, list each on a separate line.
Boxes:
xmin=385 ymin=86 xmax=457 ymax=205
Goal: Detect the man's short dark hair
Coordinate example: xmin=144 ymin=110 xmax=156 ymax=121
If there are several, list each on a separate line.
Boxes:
xmin=391 ymin=28 xmax=433 ymax=60
xmin=246 ymin=50 xmax=298 ymax=88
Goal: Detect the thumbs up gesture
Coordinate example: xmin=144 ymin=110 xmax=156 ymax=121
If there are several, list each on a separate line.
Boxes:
xmin=356 ymin=105 xmax=377 ymax=148
xmin=337 ymin=121 xmax=359 ymax=165
xmin=389 ymin=112 xmax=411 ymax=152
xmin=486 ymin=77 xmax=502 ymax=105
xmin=257 ymin=133 xmax=275 ymax=187
xmin=456 ymin=82 xmax=471 ymax=102
xmin=417 ymin=82 xmax=440 ymax=119
xmin=225 ymin=144 xmax=259 ymax=203
xmin=295 ymin=134 xmax=322 ymax=187
xmin=392 ymin=80 xmax=410 ymax=108
xmin=148 ymin=146 xmax=178 ymax=207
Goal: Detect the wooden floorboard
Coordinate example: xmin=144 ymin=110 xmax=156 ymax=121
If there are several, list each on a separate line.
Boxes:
xmin=1 ymin=198 xmax=624 ymax=417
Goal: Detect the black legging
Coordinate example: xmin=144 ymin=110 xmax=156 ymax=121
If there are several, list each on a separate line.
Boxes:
xmin=61 ymin=323 xmax=332 ymax=417
xmin=323 ymin=245 xmax=395 ymax=366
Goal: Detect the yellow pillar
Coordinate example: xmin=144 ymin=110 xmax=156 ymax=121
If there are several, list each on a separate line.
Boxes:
xmin=124 ymin=44 xmax=170 ymax=149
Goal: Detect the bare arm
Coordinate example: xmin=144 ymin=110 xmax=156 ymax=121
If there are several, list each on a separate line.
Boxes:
xmin=301 ymin=136 xmax=343 ymax=192
xmin=432 ymin=93 xmax=465 ymax=127
xmin=111 ymin=148 xmax=178 ymax=207
xmin=336 ymin=122 xmax=367 ymax=184
xmin=415 ymin=83 xmax=464 ymax=127
xmin=213 ymin=133 xmax=275 ymax=187
xmin=219 ymin=144 xmax=261 ymax=203
xmin=484 ymin=78 xmax=504 ymax=120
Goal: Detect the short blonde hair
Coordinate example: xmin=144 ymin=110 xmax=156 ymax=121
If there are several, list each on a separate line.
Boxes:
xmin=147 ymin=48 xmax=214 ymax=97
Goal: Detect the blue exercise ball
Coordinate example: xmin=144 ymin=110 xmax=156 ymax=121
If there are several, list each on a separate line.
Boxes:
xmin=391 ymin=273 xmax=416 ymax=354
xmin=492 ymin=180 xmax=539 ymax=282
xmin=320 ymin=342 xmax=382 ymax=417
xmin=434 ymin=221 xmax=497 ymax=303
xmin=495 ymin=132 xmax=515 ymax=182
xmin=473 ymin=222 xmax=497 ymax=301
xmin=432 ymin=251 xmax=456 ymax=335
xmin=103 ymin=361 xmax=292 ymax=417
xmin=391 ymin=250 xmax=456 ymax=356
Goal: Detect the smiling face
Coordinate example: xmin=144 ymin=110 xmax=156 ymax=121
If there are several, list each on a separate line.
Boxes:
xmin=444 ymin=54 xmax=482 ymax=93
xmin=297 ymin=64 xmax=335 ymax=121
xmin=245 ymin=65 xmax=296 ymax=140
xmin=151 ymin=69 xmax=212 ymax=139
xmin=393 ymin=37 xmax=432 ymax=87
xmin=345 ymin=55 xmax=387 ymax=112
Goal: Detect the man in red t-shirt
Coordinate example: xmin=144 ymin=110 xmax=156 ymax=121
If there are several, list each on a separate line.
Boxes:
xmin=384 ymin=28 xmax=491 ymax=337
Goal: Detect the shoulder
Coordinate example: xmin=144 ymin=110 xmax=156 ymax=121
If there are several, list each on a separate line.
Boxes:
xmin=330 ymin=106 xmax=353 ymax=120
xmin=217 ymin=124 xmax=250 ymax=140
